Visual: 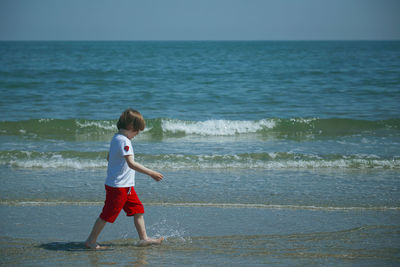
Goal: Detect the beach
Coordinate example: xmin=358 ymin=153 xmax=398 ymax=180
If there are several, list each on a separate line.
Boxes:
xmin=1 ymin=41 xmax=399 ymax=266
xmin=1 ymin=204 xmax=399 ymax=266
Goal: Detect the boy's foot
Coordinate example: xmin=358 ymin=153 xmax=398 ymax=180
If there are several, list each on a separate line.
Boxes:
xmin=84 ymin=241 xmax=108 ymax=250
xmin=136 ymin=237 xmax=164 ymax=247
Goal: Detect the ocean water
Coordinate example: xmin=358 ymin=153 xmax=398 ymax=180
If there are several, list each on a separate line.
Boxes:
xmin=1 ymin=41 xmax=400 ymax=266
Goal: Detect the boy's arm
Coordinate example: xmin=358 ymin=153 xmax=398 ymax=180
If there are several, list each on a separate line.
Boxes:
xmin=124 ymin=155 xmax=163 ymax=182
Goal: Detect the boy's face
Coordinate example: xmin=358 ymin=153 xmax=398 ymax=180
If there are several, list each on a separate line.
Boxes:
xmin=127 ymin=129 xmax=140 ymax=139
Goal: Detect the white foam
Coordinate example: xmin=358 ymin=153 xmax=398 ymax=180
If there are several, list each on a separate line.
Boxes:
xmin=142 ymin=157 xmax=400 ymax=170
xmin=2 ymin=151 xmax=399 ymax=170
xmin=161 ymin=119 xmax=276 ymax=136
xmin=75 ymin=120 xmax=116 ymax=130
xmin=38 ymin=118 xmax=54 ymax=123
xmin=289 ymin=117 xmax=318 ymax=123
xmin=6 ymin=157 xmax=107 ymax=169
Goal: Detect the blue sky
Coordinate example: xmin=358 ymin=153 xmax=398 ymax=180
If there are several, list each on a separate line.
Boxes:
xmin=1 ymin=0 xmax=399 ymax=40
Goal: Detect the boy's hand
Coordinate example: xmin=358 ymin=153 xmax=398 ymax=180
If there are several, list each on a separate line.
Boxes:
xmin=150 ymin=171 xmax=163 ymax=182
xmin=125 ymin=155 xmax=164 ymax=182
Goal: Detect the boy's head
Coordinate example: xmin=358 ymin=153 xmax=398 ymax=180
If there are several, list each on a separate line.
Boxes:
xmin=117 ymin=108 xmax=145 ymax=131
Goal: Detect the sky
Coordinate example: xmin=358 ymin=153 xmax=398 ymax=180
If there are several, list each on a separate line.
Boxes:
xmin=0 ymin=0 xmax=399 ymax=41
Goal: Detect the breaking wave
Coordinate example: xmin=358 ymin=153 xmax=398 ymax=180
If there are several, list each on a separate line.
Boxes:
xmin=1 ymin=150 xmax=399 ymax=170
xmin=0 ymin=117 xmax=398 ymax=140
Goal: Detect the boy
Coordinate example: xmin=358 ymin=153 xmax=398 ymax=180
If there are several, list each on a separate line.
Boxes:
xmin=85 ymin=108 xmax=164 ymax=249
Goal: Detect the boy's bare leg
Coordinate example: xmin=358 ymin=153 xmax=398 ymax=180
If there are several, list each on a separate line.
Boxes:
xmin=85 ymin=217 xmax=107 ymax=249
xmin=134 ymin=213 xmax=164 ymax=246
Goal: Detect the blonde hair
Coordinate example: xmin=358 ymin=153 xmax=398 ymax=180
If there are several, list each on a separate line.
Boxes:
xmin=117 ymin=108 xmax=145 ymax=131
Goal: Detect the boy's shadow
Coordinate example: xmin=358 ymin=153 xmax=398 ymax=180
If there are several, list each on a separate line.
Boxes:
xmin=39 ymin=242 xmax=149 ymax=266
xmin=39 ymin=242 xmax=99 ymax=251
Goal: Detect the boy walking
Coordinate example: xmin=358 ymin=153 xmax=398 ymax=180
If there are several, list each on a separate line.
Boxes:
xmin=85 ymin=108 xmax=164 ymax=249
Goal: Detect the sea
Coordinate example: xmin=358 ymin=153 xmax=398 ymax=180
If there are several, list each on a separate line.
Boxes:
xmin=0 ymin=41 xmax=399 ymax=266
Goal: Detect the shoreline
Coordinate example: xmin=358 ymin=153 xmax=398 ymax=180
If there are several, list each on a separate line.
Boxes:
xmin=1 ymin=200 xmax=399 ymax=211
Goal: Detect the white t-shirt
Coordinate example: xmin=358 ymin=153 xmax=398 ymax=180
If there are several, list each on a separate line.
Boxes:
xmin=105 ymin=133 xmax=135 ymax=187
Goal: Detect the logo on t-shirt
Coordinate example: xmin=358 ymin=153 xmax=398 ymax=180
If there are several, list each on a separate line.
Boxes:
xmin=124 ymin=146 xmax=129 ymax=152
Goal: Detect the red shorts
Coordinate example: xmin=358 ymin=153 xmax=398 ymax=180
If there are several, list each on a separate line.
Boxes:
xmin=99 ymin=185 xmax=144 ymax=223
